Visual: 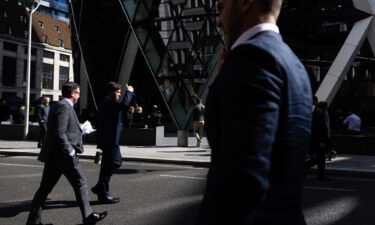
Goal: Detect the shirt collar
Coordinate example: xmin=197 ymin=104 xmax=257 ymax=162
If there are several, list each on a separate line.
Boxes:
xmin=231 ymin=23 xmax=280 ymax=50
xmin=62 ymin=98 xmax=74 ymax=107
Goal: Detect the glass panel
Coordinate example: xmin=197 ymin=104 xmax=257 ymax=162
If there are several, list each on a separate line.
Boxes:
xmin=121 ymin=0 xmax=223 ymax=129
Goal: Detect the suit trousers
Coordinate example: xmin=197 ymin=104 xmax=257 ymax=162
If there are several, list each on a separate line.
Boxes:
xmin=96 ymin=146 xmax=122 ymax=196
xmin=193 ymin=121 xmax=205 ymax=141
xmin=38 ymin=122 xmax=47 ymax=146
xmin=305 ymin=147 xmax=326 ymax=177
xmin=26 ymin=155 xmax=92 ymax=224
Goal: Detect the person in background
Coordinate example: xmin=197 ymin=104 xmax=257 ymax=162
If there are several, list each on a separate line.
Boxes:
xmin=36 ymin=97 xmax=50 ymax=148
xmin=147 ymin=105 xmax=162 ymax=128
xmin=305 ymin=101 xmax=330 ymax=180
xmin=132 ymin=106 xmax=147 ymax=128
xmin=343 ymin=110 xmax=361 ymax=135
xmin=192 ymin=98 xmax=205 ymax=147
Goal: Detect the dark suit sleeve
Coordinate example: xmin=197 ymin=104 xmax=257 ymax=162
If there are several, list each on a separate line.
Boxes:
xmin=214 ymin=46 xmax=283 ymax=221
xmin=56 ymin=104 xmax=75 ymax=155
xmin=36 ymin=105 xmax=43 ymax=122
xmin=113 ymin=90 xmax=135 ymax=111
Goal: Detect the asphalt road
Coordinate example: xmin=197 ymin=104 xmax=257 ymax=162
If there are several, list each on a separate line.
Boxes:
xmin=0 ymin=156 xmax=375 ymax=225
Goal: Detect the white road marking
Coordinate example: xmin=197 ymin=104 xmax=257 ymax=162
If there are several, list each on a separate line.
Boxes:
xmin=304 ymin=186 xmax=356 ymax=192
xmin=0 ymin=163 xmax=43 ymax=168
xmin=0 ymin=173 xmax=42 ymax=179
xmin=160 ymin=174 xmax=206 ymax=180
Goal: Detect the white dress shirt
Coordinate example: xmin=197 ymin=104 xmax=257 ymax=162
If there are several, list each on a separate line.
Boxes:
xmin=231 ymin=23 xmax=280 ymax=50
xmin=343 ymin=113 xmax=361 ymax=132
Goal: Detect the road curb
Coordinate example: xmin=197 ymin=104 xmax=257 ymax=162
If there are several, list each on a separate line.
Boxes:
xmin=0 ymin=151 xmax=210 ymax=167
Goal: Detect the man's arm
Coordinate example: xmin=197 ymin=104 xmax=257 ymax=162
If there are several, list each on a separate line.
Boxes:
xmin=214 ymin=46 xmax=283 ymax=221
xmin=55 ymin=104 xmax=75 ymax=156
xmin=36 ymin=105 xmax=43 ymax=122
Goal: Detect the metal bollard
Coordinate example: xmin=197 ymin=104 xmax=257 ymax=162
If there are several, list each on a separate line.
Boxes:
xmin=94 ymin=151 xmax=102 ymax=164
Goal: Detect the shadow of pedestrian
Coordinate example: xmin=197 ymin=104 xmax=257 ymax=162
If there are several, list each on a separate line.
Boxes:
xmin=0 ymin=200 xmax=32 ymax=217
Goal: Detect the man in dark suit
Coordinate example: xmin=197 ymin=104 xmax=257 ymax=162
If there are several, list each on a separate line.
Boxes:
xmin=305 ymin=101 xmax=329 ymax=180
xmin=195 ymin=0 xmax=312 ymax=224
xmin=36 ymin=97 xmax=50 ymax=148
xmin=91 ymin=82 xmax=135 ymax=204
xmin=27 ymin=82 xmax=107 ymax=225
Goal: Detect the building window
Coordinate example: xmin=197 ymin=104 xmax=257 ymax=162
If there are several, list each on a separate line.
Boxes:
xmin=20 ymin=15 xmax=26 ymax=23
xmin=3 ymin=42 xmax=17 ymax=51
xmin=42 ymin=64 xmax=54 ymax=89
xmin=24 ymin=47 xmax=37 ymax=55
xmin=38 ymin=21 xmax=44 ymax=28
xmin=43 ymin=50 xmax=54 ymax=59
xmin=3 ymin=11 xmax=7 ymax=18
xmin=42 ymin=35 xmax=49 ymax=44
xmin=54 ymin=26 xmax=60 ymax=32
xmin=24 ymin=31 xmax=28 ymax=38
xmin=7 ymin=26 xmax=12 ymax=34
xmin=60 ymin=54 xmax=69 ymax=62
xmin=2 ymin=57 xmax=17 ymax=86
xmin=59 ymin=66 xmax=69 ymax=90
xmin=57 ymin=39 xmax=64 ymax=48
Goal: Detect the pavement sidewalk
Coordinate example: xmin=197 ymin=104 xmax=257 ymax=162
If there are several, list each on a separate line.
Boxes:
xmin=1 ymin=139 xmax=375 ymax=177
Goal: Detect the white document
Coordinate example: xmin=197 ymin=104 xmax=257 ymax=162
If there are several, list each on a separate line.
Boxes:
xmin=81 ymin=120 xmax=96 ymax=135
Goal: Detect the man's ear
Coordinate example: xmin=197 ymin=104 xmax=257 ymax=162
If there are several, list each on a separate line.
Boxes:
xmin=239 ymin=0 xmax=255 ymax=13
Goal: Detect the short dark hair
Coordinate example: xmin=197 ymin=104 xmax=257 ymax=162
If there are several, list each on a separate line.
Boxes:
xmin=62 ymin=82 xmax=80 ymax=97
xmin=258 ymin=0 xmax=282 ymax=16
xmin=105 ymin=82 xmax=121 ymax=95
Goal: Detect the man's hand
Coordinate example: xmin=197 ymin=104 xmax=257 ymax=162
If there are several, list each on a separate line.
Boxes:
xmin=125 ymin=83 xmax=134 ymax=92
xmin=319 ymin=142 xmax=326 ymax=149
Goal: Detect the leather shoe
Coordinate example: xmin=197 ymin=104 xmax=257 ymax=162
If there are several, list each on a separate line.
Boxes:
xmin=98 ymin=196 xmax=120 ymax=204
xmin=83 ymin=211 xmax=107 ymax=225
xmin=91 ymin=186 xmax=99 ymax=195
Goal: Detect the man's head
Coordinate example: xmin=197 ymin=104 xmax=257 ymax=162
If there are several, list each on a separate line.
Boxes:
xmin=217 ymin=0 xmax=282 ymax=47
xmin=105 ymin=82 xmax=122 ymax=101
xmin=62 ymin=82 xmax=80 ymax=104
xmin=42 ymin=96 xmax=50 ymax=105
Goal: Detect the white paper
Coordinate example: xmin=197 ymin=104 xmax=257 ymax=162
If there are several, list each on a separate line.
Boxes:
xmin=81 ymin=120 xmax=96 ymax=135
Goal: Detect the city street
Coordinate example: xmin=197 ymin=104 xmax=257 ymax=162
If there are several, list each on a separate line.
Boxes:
xmin=0 ymin=156 xmax=375 ymax=225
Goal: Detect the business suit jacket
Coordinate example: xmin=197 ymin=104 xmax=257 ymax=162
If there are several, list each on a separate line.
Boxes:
xmin=36 ymin=104 xmax=50 ymax=123
xmin=96 ymin=91 xmax=134 ymax=163
xmin=38 ymin=99 xmax=83 ymax=162
xmin=196 ymin=31 xmax=312 ymax=225
xmin=28 ymin=99 xmax=92 ymax=224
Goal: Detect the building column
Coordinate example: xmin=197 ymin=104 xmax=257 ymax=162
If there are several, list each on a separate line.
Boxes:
xmin=177 ymin=130 xmax=188 ymax=147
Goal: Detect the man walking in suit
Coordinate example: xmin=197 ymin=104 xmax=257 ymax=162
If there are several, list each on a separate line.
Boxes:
xmin=91 ymin=82 xmax=135 ymax=204
xmin=36 ymin=97 xmax=50 ymax=148
xmin=195 ymin=0 xmax=312 ymax=224
xmin=27 ymin=82 xmax=107 ymax=225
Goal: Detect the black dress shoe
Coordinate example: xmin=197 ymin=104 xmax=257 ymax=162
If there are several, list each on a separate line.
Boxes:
xmin=91 ymin=186 xmax=99 ymax=195
xmin=98 ymin=196 xmax=120 ymax=204
xmin=83 ymin=211 xmax=107 ymax=225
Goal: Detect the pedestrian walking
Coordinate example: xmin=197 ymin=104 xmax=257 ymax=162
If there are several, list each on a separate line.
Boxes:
xmin=192 ymin=98 xmax=205 ymax=147
xmin=92 ymin=82 xmax=135 ymax=204
xmin=305 ymin=101 xmax=330 ymax=180
xmin=36 ymin=97 xmax=50 ymax=148
xmin=26 ymin=82 xmax=107 ymax=225
xmin=195 ymin=0 xmax=312 ymax=224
